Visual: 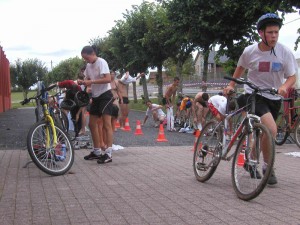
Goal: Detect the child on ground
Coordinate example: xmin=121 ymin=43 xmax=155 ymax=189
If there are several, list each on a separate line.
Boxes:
xmin=142 ymin=100 xmax=166 ymax=127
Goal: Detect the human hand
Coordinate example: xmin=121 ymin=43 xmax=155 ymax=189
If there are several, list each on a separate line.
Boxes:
xmin=223 ymin=85 xmax=235 ymax=96
xmin=278 ymin=86 xmax=288 ymax=97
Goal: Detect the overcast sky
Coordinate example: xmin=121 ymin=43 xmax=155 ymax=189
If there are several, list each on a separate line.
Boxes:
xmin=0 ymin=0 xmax=299 ymax=70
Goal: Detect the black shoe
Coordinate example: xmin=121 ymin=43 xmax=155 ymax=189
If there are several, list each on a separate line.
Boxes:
xmin=84 ymin=151 xmax=101 ymax=160
xmin=97 ymin=154 xmax=112 ymax=164
xmin=244 ymin=163 xmax=262 ymax=179
xmin=263 ymin=168 xmax=278 ymax=185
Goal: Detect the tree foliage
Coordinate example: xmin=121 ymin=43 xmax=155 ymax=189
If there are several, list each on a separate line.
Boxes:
xmin=10 ymin=58 xmax=47 ymax=97
xmin=46 ymin=57 xmax=85 ymax=84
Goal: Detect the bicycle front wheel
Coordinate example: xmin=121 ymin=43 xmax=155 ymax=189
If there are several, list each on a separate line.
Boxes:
xmin=27 ymin=120 xmax=74 ymax=176
xmin=231 ymin=123 xmax=274 ymax=201
xmin=193 ymin=120 xmax=222 ymax=182
xmin=275 ymin=113 xmax=289 ymax=145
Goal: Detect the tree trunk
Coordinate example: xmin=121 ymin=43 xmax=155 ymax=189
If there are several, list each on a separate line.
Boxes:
xmin=176 ymin=60 xmax=183 ymax=94
xmin=156 ymin=64 xmax=163 ymax=104
xmin=141 ymin=76 xmax=149 ymax=102
xmin=132 ymin=82 xmax=138 ymax=103
xmin=202 ymin=46 xmax=210 ymax=92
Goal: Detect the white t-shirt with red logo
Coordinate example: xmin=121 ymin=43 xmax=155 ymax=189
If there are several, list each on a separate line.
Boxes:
xmin=238 ymin=42 xmax=298 ymax=100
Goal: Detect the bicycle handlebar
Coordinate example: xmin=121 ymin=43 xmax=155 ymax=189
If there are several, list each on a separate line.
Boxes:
xmin=224 ymin=76 xmax=278 ymax=95
xmin=20 ymin=84 xmax=58 ymax=105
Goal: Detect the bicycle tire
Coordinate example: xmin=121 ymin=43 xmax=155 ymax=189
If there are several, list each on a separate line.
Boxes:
xmin=193 ymin=120 xmax=222 ymax=182
xmin=53 ymin=110 xmax=69 ymax=133
xmin=275 ymin=113 xmax=289 ymax=145
xmin=27 ymin=120 xmax=74 ymax=176
xmin=231 ymin=122 xmax=274 ymax=201
xmin=293 ymin=119 xmax=300 ymax=148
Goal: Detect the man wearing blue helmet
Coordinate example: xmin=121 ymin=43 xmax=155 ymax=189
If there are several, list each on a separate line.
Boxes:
xmin=224 ymin=13 xmax=298 ymax=185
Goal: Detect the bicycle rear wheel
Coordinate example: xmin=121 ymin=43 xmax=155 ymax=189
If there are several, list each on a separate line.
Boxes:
xmin=27 ymin=120 xmax=74 ymax=176
xmin=275 ymin=113 xmax=289 ymax=145
xmin=193 ymin=120 xmax=222 ymax=182
xmin=293 ymin=119 xmax=300 ymax=148
xmin=231 ymin=123 xmax=274 ymax=201
xmin=53 ymin=110 xmax=69 ymax=133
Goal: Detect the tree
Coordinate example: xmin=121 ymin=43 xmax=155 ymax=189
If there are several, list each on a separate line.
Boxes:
xmin=10 ymin=58 xmax=47 ymax=98
xmin=121 ymin=2 xmax=178 ymax=103
xmin=46 ymin=57 xmax=85 ymax=84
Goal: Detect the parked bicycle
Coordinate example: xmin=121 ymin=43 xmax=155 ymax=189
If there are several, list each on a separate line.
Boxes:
xmin=21 ymin=84 xmax=74 ymax=176
xmin=48 ymin=90 xmax=69 ymax=133
xmin=275 ymin=89 xmax=300 ymax=147
xmin=193 ymin=76 xmax=275 ymax=201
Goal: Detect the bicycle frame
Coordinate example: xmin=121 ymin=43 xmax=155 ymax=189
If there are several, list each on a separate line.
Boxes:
xmin=41 ymin=99 xmax=57 ymax=149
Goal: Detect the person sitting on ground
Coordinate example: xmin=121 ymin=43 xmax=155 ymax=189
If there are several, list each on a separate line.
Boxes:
xmin=142 ymin=100 xmax=166 ymax=127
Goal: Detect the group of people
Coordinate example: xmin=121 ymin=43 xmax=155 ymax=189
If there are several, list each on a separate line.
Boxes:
xmin=69 ymin=13 xmax=297 ymax=187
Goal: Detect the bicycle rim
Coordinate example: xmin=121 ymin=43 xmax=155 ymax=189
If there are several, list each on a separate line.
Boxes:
xmin=231 ymin=123 xmax=274 ymax=201
xmin=293 ymin=119 xmax=300 ymax=148
xmin=193 ymin=120 xmax=222 ymax=182
xmin=27 ymin=120 xmax=74 ymax=176
xmin=275 ymin=113 xmax=289 ymax=145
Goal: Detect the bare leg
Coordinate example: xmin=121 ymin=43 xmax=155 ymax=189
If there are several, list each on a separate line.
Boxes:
xmin=102 ymin=114 xmax=113 ymax=147
xmin=89 ymin=115 xmax=101 ymax=148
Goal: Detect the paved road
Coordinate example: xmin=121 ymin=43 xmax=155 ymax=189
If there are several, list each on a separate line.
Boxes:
xmin=0 ymin=108 xmax=195 ymax=150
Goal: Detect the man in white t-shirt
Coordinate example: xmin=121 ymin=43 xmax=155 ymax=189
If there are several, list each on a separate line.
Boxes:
xmin=224 ymin=13 xmax=297 ymax=185
xmin=142 ymin=100 xmax=166 ymax=127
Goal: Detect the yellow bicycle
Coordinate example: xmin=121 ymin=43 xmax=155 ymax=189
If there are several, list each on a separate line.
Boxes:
xmin=21 ymin=84 xmax=74 ymax=176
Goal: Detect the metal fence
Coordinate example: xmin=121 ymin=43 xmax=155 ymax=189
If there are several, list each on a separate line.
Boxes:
xmin=0 ymin=46 xmax=11 ymax=113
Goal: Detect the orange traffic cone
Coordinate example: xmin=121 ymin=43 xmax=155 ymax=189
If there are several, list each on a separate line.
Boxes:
xmin=124 ymin=117 xmax=131 ymax=131
xmin=156 ymin=123 xmax=168 ymax=142
xmin=134 ymin=120 xmax=143 ymax=135
xmin=237 ymin=151 xmax=245 ymax=167
xmin=115 ymin=119 xmax=120 ymax=129
xmin=192 ymin=129 xmax=201 ymax=151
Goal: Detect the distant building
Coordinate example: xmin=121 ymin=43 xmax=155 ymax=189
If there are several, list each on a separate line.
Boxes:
xmin=194 ymin=50 xmax=228 ymax=80
xmin=148 ymin=71 xmax=169 ymax=84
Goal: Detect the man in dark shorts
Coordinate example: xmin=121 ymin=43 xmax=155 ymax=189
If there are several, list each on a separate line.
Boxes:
xmin=116 ymin=71 xmax=144 ymax=130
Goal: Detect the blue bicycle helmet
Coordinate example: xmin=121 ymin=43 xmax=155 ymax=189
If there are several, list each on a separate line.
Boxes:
xmin=257 ymin=13 xmax=282 ymax=31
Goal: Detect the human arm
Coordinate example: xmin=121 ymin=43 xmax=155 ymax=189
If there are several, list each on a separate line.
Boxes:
xmin=278 ymin=75 xmax=296 ymax=97
xmin=142 ymin=115 xmax=149 ymax=126
xmin=77 ymin=73 xmax=111 ymax=86
xmin=223 ymin=66 xmax=246 ymax=95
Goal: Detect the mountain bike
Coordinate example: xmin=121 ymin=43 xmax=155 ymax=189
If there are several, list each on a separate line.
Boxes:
xmin=275 ymin=89 xmax=300 ymax=147
xmin=21 ymin=84 xmax=74 ymax=176
xmin=193 ymin=76 xmax=275 ymax=201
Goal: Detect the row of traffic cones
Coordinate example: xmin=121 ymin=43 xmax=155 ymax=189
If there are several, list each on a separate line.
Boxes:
xmin=114 ymin=117 xmax=168 ymax=142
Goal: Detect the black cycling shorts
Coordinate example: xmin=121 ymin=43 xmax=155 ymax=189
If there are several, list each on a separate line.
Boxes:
xmin=89 ymin=90 xmax=114 ymax=117
xmin=237 ymin=94 xmax=281 ymax=120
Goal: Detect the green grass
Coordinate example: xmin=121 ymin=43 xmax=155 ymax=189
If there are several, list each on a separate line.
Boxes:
xmin=11 ymin=91 xmax=37 ymax=109
xmin=129 ymin=98 xmax=160 ymax=111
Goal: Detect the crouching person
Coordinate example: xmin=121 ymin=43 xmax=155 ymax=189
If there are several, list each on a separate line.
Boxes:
xmin=142 ymin=100 xmax=166 ymax=127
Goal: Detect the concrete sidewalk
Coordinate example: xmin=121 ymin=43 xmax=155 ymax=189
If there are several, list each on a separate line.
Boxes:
xmin=0 ymin=145 xmax=300 ymax=225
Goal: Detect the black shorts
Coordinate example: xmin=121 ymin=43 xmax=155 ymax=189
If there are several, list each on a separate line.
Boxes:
xmin=120 ymin=97 xmax=129 ymax=104
xmin=237 ymin=94 xmax=281 ymax=120
xmin=89 ymin=90 xmax=114 ymax=117
xmin=112 ymin=104 xmax=119 ymax=118
xmin=198 ymin=100 xmax=207 ymax=108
